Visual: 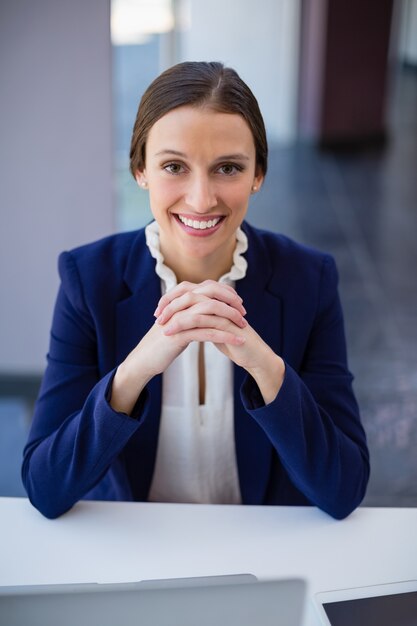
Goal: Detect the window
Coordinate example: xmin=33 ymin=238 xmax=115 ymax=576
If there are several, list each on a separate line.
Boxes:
xmin=111 ymin=0 xmax=187 ymax=230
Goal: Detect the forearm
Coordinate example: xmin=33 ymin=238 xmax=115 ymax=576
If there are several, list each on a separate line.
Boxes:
xmin=110 ymin=359 xmax=152 ymax=415
xmin=242 ymin=364 xmax=370 ymax=519
xmin=246 ymin=352 xmax=285 ymax=405
xmin=22 ymin=372 xmax=141 ymax=518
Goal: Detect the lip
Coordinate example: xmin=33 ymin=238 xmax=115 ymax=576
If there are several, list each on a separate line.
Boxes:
xmin=173 ymin=213 xmax=226 ymax=237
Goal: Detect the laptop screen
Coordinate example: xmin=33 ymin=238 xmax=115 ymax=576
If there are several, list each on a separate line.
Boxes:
xmin=0 ymin=577 xmax=306 ymax=626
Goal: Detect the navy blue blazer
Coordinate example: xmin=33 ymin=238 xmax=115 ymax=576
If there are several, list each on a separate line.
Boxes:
xmin=22 ymin=221 xmax=369 ymax=519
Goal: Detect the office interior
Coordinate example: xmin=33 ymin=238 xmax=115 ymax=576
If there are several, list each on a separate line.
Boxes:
xmin=0 ymin=0 xmax=416 ymax=508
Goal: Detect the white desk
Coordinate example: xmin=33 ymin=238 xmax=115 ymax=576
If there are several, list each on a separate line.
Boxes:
xmin=1 ymin=497 xmax=416 ymax=625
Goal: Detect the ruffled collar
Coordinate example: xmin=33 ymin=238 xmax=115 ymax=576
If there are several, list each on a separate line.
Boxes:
xmin=144 ymin=220 xmax=248 ymax=292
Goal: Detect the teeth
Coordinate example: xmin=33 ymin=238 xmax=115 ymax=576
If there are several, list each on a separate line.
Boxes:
xmin=178 ymin=215 xmax=221 ymax=229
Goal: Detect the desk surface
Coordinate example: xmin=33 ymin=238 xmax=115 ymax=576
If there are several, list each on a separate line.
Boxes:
xmin=1 ymin=498 xmax=416 ymax=625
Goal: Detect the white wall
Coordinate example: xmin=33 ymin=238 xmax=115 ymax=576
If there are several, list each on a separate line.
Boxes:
xmin=0 ymin=0 xmax=114 ymax=374
xmin=0 ymin=0 xmax=301 ymax=374
xmin=181 ymin=0 xmax=301 ymax=143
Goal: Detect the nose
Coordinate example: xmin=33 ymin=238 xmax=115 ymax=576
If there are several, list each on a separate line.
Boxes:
xmin=185 ymin=174 xmax=217 ymax=214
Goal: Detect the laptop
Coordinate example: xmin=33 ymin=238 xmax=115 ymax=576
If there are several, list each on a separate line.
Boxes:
xmin=0 ymin=575 xmax=306 ymax=626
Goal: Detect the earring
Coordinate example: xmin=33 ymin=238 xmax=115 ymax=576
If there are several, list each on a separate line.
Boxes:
xmin=141 ymin=181 xmax=148 ymax=189
xmin=252 ymin=185 xmax=258 ymax=192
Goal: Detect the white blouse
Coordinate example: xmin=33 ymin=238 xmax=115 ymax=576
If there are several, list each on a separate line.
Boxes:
xmin=145 ymin=221 xmax=248 ymax=504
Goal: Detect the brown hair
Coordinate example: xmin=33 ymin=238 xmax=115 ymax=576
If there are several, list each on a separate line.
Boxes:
xmin=129 ymin=61 xmax=268 ymax=178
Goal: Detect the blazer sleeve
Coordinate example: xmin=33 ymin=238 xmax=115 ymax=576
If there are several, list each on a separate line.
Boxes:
xmin=21 ymin=251 xmax=149 ymax=519
xmin=240 ymin=255 xmax=370 ymax=519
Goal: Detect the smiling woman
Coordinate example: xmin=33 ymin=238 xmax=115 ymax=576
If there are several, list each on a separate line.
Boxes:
xmin=137 ymin=106 xmax=263 ymax=282
xmin=21 ymin=62 xmax=369 ymax=520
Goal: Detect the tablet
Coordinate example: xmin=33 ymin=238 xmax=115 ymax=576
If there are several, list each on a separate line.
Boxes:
xmin=314 ymin=580 xmax=417 ymax=626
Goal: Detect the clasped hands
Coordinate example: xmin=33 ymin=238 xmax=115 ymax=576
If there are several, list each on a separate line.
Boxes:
xmin=112 ymin=280 xmax=285 ymax=414
xmin=155 ymin=279 xmax=249 ymax=365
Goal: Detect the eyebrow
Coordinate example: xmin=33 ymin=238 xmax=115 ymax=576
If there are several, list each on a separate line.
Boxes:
xmin=154 ymin=149 xmax=250 ymax=161
xmin=154 ymin=150 xmax=186 ymax=157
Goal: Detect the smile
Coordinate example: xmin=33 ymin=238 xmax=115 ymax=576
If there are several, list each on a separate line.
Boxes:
xmin=177 ymin=215 xmax=222 ymax=230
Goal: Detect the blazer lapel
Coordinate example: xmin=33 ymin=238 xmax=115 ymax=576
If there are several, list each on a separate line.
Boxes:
xmin=115 ymin=229 xmax=163 ymax=500
xmin=234 ymin=223 xmax=283 ymax=504
xmin=115 ymin=240 xmax=160 ymax=364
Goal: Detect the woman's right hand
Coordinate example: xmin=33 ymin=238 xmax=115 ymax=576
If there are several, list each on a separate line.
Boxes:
xmin=110 ymin=280 xmax=246 ymax=415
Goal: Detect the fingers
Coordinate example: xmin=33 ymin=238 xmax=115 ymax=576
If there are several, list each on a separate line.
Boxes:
xmin=157 ymin=295 xmax=247 ymax=329
xmin=154 ymin=280 xmax=245 ymax=318
xmin=192 ymin=281 xmax=245 ymax=312
xmin=153 ymin=280 xmax=248 ymax=348
xmin=163 ymin=311 xmax=246 ymax=336
xmin=164 ymin=327 xmax=245 ymax=346
xmin=154 ymin=281 xmax=197 ymax=317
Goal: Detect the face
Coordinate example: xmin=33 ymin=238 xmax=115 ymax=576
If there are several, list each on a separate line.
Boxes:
xmin=136 ymin=105 xmax=263 ymax=278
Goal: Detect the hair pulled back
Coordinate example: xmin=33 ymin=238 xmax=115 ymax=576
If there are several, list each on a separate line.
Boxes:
xmin=129 ymin=61 xmax=268 ymax=178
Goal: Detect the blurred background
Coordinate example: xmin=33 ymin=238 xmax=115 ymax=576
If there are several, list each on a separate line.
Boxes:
xmin=0 ymin=0 xmax=416 ymax=506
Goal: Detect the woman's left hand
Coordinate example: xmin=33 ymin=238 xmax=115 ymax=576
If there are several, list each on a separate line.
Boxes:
xmin=214 ymin=320 xmax=285 ymax=406
xmin=155 ymin=280 xmax=285 ymax=404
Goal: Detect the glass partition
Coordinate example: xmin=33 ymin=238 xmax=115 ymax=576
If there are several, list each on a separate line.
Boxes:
xmin=111 ymin=0 xmax=186 ymax=230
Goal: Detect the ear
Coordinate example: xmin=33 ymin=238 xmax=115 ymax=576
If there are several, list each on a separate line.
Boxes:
xmin=251 ymin=170 xmax=264 ymax=194
xmin=135 ymin=170 xmax=148 ymax=189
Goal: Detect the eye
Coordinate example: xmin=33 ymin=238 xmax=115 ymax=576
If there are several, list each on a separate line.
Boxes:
xmin=217 ymin=163 xmax=243 ymax=176
xmin=163 ymin=162 xmax=184 ymax=175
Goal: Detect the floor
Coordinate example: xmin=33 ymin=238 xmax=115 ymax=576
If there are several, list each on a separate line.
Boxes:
xmin=1 ymin=65 xmax=416 ymax=506
xmin=247 ymin=65 xmax=417 ymax=507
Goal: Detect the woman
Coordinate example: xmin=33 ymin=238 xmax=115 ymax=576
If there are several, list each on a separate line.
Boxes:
xmin=22 ymin=61 xmax=369 ymax=519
